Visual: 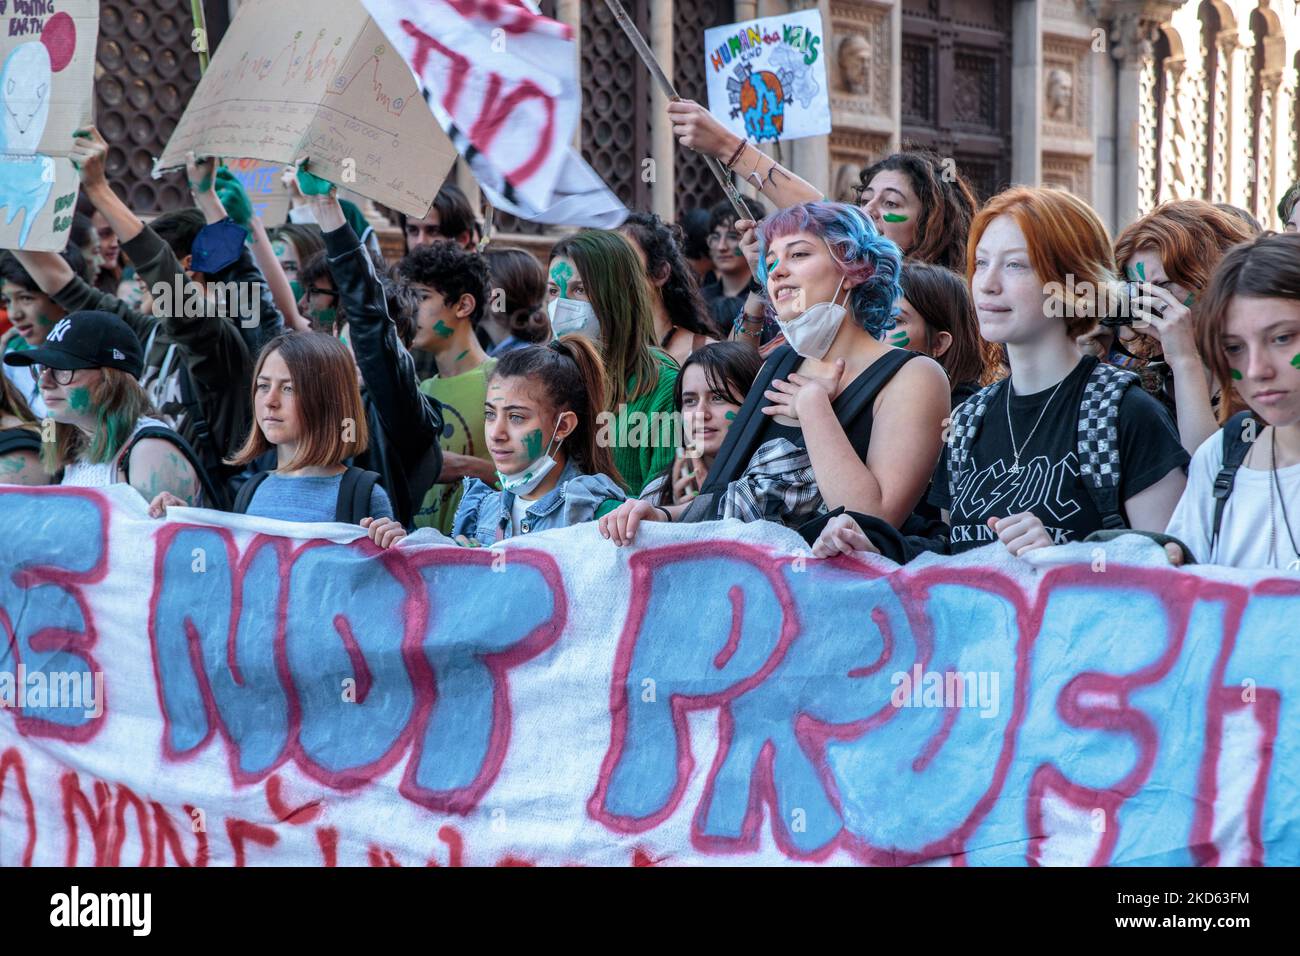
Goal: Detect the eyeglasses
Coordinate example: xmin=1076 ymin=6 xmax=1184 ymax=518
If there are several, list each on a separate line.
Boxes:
xmin=33 ymin=365 xmax=76 ymax=385
xmin=307 ymin=287 xmax=339 ymax=301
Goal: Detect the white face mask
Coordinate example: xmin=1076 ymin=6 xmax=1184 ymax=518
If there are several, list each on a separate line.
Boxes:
xmin=776 ymin=273 xmax=848 ymax=359
xmin=547 ymin=297 xmax=601 ymax=344
xmin=496 ymin=422 xmax=564 ymax=497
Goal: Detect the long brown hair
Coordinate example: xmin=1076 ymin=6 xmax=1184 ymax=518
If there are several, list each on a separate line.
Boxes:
xmin=900 ymin=262 xmax=998 ymax=388
xmin=489 ymin=334 xmax=622 ymax=485
xmin=1195 ymin=233 xmax=1300 ymax=423
xmin=855 ymin=147 xmax=979 ymax=271
xmin=44 ymin=368 xmax=156 ymax=473
xmin=227 ymin=332 xmax=369 ymax=469
xmin=549 ymin=230 xmax=664 ymax=410
xmin=0 ymin=374 xmax=37 ymax=427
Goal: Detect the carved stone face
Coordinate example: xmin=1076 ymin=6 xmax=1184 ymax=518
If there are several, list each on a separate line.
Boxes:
xmin=1047 ymin=68 xmax=1073 ymax=120
xmin=838 ymin=35 xmax=872 ymax=95
xmin=833 ymin=163 xmax=863 ymax=203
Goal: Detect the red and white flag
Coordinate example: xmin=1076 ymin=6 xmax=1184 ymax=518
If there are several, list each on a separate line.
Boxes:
xmin=363 ymin=0 xmax=608 ymax=215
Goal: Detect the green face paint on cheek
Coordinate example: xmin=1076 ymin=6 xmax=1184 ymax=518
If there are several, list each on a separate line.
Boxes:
xmin=550 ymin=262 xmax=573 ymax=299
xmin=432 ymin=319 xmax=455 ymax=338
xmin=523 ymin=428 xmax=544 ymax=460
xmin=1135 ymin=261 xmax=1147 ymax=281
xmin=36 ymin=313 xmax=54 ymax=329
xmin=1230 ymin=369 xmax=1243 ymax=381
xmin=1291 ymin=355 xmax=1300 ymax=370
xmin=724 ymin=411 xmax=737 ymax=422
xmin=889 ymin=330 xmax=910 ymax=348
xmin=67 ymin=386 xmax=92 ymax=413
xmin=882 ymin=213 xmax=908 ymax=223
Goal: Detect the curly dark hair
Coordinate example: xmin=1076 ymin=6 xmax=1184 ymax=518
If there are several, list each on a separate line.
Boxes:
xmin=397 ymin=241 xmax=491 ymax=325
xmin=854 ymin=147 xmax=978 ymax=271
xmin=620 ymin=211 xmax=721 ymax=339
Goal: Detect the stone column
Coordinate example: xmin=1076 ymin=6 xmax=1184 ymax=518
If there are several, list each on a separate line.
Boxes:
xmin=1011 ymin=0 xmax=1043 ymax=186
xmin=651 ymin=0 xmax=676 ymax=220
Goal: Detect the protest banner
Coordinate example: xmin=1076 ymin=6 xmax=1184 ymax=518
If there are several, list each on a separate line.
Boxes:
xmin=0 ymin=1 xmax=97 ymax=250
xmin=155 ymin=0 xmax=455 ymax=219
xmin=363 ymin=0 xmax=626 ymax=228
xmin=224 ymin=159 xmax=290 ymax=227
xmin=704 ymin=9 xmax=831 ymax=145
xmin=1 ymin=483 xmax=1296 ymax=867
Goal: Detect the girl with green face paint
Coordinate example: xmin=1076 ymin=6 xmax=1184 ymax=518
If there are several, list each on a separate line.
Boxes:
xmin=393 ymin=336 xmax=627 ymax=550
xmin=642 ymin=342 xmax=762 ymax=507
xmin=1165 ymin=232 xmax=1300 ymax=569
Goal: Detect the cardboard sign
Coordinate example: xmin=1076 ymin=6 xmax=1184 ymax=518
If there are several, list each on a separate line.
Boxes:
xmin=155 ymin=0 xmax=455 ymax=219
xmin=224 ymin=159 xmax=291 ymax=227
xmin=0 ymin=1 xmax=98 ymax=250
xmin=704 ymin=9 xmax=831 ymax=145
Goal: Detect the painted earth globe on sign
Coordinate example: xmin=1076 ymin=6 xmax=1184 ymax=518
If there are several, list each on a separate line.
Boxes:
xmin=738 ymin=69 xmax=786 ymax=142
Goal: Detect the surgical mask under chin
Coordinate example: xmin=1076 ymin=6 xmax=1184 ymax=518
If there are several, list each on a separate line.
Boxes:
xmin=497 ymin=427 xmax=563 ymax=496
xmin=547 ymin=297 xmax=601 ymax=344
xmin=777 ymin=274 xmax=848 ymax=359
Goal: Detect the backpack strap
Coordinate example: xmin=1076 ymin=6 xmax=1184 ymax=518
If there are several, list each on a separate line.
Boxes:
xmin=119 ymin=425 xmax=221 ymax=511
xmin=335 ymin=466 xmax=382 ymax=523
xmin=832 ymin=349 xmax=919 ymax=456
xmin=1211 ymin=410 xmax=1257 ymax=553
xmin=698 ymin=345 xmax=802 ymax=497
xmin=946 ymin=379 xmax=1004 ymax=502
xmin=1076 ymin=361 xmax=1140 ymax=530
xmin=232 ymin=470 xmax=271 ymax=514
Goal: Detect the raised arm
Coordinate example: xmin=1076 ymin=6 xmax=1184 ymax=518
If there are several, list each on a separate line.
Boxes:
xmin=302 ymin=171 xmax=443 ymax=461
xmin=667 ymin=100 xmax=822 ymax=209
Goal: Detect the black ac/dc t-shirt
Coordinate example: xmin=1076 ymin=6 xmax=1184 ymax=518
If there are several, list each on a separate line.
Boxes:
xmin=929 ymin=357 xmax=1190 ymax=553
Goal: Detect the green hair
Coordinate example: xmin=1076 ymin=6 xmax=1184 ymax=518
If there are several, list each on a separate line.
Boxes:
xmin=550 ymin=230 xmax=665 ymax=409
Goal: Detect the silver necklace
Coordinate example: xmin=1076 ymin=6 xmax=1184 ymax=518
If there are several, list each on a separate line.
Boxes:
xmin=1269 ymin=427 xmax=1300 ymax=570
xmin=1005 ymin=376 xmax=1067 ymax=475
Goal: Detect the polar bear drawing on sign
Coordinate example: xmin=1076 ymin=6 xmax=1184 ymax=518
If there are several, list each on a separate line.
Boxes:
xmin=0 ymin=13 xmax=78 ymax=247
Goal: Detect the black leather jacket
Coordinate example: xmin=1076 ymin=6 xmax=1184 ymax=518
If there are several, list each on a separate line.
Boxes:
xmin=321 ymin=223 xmax=443 ymax=528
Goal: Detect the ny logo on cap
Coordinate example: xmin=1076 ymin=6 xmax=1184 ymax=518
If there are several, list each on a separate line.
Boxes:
xmin=46 ymin=318 xmax=72 ymax=342
xmin=112 ymin=349 xmax=125 ymax=360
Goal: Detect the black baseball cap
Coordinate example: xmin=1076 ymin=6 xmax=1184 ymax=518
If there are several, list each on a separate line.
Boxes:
xmin=3 ymin=310 xmax=144 ymax=377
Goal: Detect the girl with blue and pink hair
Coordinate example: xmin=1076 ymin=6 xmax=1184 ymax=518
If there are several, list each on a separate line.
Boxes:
xmin=600 ymin=200 xmax=951 ymax=545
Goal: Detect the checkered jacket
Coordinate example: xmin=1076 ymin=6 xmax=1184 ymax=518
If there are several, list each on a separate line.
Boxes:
xmin=946 ymin=361 xmax=1139 ymax=529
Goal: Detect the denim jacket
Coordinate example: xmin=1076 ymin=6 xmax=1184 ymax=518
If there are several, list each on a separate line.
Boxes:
xmin=452 ymin=459 xmax=625 ymax=545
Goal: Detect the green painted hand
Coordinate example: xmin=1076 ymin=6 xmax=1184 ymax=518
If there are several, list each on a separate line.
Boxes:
xmin=297 ymin=167 xmax=335 ymax=196
xmin=214 ymin=166 xmax=253 ymax=225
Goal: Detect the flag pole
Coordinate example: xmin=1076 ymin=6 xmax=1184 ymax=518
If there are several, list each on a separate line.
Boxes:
xmin=601 ymin=0 xmax=755 ymax=224
xmin=190 ymin=0 xmax=210 ymax=74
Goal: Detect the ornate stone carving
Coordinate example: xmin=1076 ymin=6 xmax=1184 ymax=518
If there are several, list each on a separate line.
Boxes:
xmin=1046 ymin=68 xmax=1074 ymax=121
xmin=830 ymin=2 xmax=892 ymax=123
xmin=838 ymin=33 xmax=873 ymax=95
xmin=1042 ymin=153 xmax=1092 ymax=201
xmin=1042 ymin=37 xmax=1092 ymax=141
xmin=830 ymin=129 xmax=892 ymax=198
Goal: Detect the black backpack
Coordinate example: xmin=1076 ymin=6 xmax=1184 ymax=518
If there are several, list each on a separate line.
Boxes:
xmin=1208 ymin=410 xmax=1259 ymax=555
xmin=119 ymin=425 xmax=223 ymax=510
xmin=231 ymin=466 xmax=383 ymax=524
xmin=946 ymin=360 xmax=1140 ymax=530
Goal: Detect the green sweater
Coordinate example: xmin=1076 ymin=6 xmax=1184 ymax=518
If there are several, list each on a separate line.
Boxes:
xmin=609 ymin=352 xmax=679 ymax=496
